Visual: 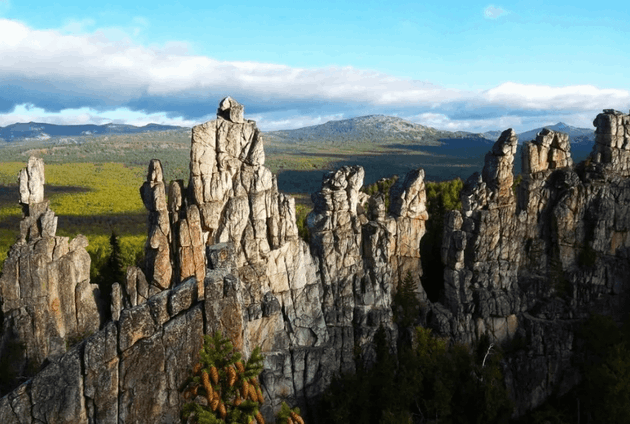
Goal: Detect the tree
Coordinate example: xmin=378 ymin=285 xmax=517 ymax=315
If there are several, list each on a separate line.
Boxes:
xmin=93 ymin=231 xmax=125 ymax=321
xmin=319 ymin=326 xmax=513 ymax=424
xmin=181 ymin=333 xmax=306 ymax=424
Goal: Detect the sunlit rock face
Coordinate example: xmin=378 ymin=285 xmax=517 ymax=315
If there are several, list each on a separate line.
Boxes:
xmin=0 ymin=157 xmax=102 ymax=375
xmin=1 ymin=104 xmax=629 ymax=423
xmin=0 ymin=98 xmax=430 ymax=423
xmin=439 ymin=112 xmax=630 ymax=414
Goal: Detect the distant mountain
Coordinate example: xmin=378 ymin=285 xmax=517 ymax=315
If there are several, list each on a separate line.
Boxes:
xmin=481 ymin=123 xmax=594 ymax=145
xmin=481 ymin=130 xmax=503 ymax=141
xmin=264 ymin=115 xmax=596 ymax=149
xmin=0 ymin=122 xmax=189 ymax=142
xmin=264 ymin=115 xmax=482 ymax=145
xmin=517 ymin=122 xmax=594 ymax=144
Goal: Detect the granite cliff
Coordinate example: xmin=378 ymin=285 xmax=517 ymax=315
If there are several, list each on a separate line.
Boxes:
xmin=0 ymin=100 xmax=628 ymax=422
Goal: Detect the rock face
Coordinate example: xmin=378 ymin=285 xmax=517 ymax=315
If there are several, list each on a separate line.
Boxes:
xmin=1 ymin=104 xmax=629 ymax=423
xmin=592 ymin=109 xmax=630 ymax=176
xmin=0 ymin=99 xmax=430 ymax=423
xmin=0 ymin=157 xmax=102 ymax=378
xmin=439 ymin=113 xmax=630 ymax=414
xmin=141 ymin=159 xmax=173 ymax=291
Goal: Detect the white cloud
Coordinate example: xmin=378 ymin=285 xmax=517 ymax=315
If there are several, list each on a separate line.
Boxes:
xmin=0 ymin=104 xmax=200 ymax=128
xmin=252 ymin=113 xmax=346 ymax=131
xmin=482 ymin=82 xmax=630 ymax=111
xmin=0 ymin=19 xmax=466 ymax=109
xmin=0 ymin=19 xmax=628 ymax=132
xmin=409 ymin=112 xmax=523 ymax=133
xmin=484 ymin=5 xmax=507 ymax=19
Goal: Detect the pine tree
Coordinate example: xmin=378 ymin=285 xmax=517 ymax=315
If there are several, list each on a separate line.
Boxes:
xmin=107 ymin=231 xmax=125 ymax=285
xmin=181 ymin=333 xmax=266 ymax=424
xmin=94 ymin=231 xmax=126 ymax=321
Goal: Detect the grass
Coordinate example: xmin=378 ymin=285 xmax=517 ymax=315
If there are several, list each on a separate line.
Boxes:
xmin=0 ymin=162 xmax=148 ymax=275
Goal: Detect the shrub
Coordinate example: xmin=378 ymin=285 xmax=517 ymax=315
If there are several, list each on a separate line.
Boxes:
xmin=362 ymin=176 xmax=398 ymax=211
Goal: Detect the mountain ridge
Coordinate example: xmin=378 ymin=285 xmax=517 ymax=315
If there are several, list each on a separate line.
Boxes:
xmin=0 ymin=121 xmax=189 ymax=142
xmin=265 ymin=114 xmax=486 ymax=145
xmin=0 ymin=115 xmax=596 ymax=148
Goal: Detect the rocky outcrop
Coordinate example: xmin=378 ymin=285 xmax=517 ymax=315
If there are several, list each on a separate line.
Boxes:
xmin=141 ymin=159 xmax=173 ymax=291
xmin=1 ymin=104 xmax=629 ymax=423
xmin=0 ymin=99 xmax=430 ymax=423
xmin=0 ymin=157 xmax=102 ymax=378
xmin=438 ymin=112 xmax=630 ymax=414
xmin=592 ymin=109 xmax=630 ymax=176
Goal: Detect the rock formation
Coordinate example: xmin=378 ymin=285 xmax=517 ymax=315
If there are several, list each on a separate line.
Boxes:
xmin=439 ymin=111 xmax=630 ymax=414
xmin=0 ymin=104 xmax=628 ymax=423
xmin=592 ymin=109 xmax=630 ymax=176
xmin=0 ymin=157 xmax=101 ymax=377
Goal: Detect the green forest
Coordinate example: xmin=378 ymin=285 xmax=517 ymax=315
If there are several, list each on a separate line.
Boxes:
xmin=0 ymin=161 xmax=148 ymax=280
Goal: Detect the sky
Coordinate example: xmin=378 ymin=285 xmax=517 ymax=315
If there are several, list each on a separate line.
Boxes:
xmin=0 ymin=0 xmax=629 ymax=132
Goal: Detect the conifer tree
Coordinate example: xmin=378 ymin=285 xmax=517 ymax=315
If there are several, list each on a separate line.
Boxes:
xmin=182 ymin=333 xmax=306 ymax=424
xmin=94 ymin=231 xmax=125 ymax=320
xmin=182 ymin=333 xmax=266 ymax=424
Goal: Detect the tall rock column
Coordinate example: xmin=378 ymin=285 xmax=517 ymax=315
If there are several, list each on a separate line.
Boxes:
xmin=592 ymin=109 xmax=630 ymax=176
xmin=441 ymin=129 xmax=522 ymax=342
xmin=0 ymin=157 xmax=102 ymax=382
xmin=308 ymin=166 xmax=366 ymax=372
xmin=140 ymin=159 xmax=172 ymax=291
xmin=389 ymin=168 xmax=429 ymax=287
xmin=519 ymin=128 xmax=577 ymax=266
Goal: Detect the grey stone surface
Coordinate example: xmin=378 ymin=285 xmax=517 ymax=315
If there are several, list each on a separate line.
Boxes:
xmin=2 ymin=106 xmax=630 ymax=423
xmin=0 ymin=162 xmax=102 ymax=385
xmin=439 ymin=114 xmax=630 ymax=414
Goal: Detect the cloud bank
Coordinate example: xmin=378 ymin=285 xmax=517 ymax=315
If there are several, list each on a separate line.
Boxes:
xmin=0 ymin=18 xmax=628 ymax=132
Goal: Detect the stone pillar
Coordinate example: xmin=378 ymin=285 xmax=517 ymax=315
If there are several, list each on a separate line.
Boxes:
xmin=592 ymin=109 xmax=630 ymax=176
xmin=0 ymin=157 xmax=102 ymax=379
xmin=141 ymin=159 xmax=172 ymax=290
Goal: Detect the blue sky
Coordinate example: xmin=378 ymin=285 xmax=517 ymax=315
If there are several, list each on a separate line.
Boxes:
xmin=0 ymin=0 xmax=629 ymax=132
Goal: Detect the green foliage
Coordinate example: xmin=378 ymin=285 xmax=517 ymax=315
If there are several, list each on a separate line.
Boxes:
xmin=91 ymin=232 xmax=126 ymax=320
xmin=420 ymin=178 xmax=464 ymax=301
xmin=0 ymin=162 xmax=147 ymax=276
xmin=0 ymin=228 xmax=17 ymax=274
xmin=275 ymin=402 xmax=304 ymax=424
xmin=362 ymin=176 xmax=398 ymax=211
xmin=579 ymin=314 xmax=630 ymax=423
xmin=295 ymin=204 xmax=311 ymax=243
xmin=319 ymin=326 xmax=513 ymax=424
xmin=393 ymin=272 xmax=421 ymax=328
xmin=512 ymin=174 xmax=522 ymax=195
xmin=181 ymin=333 xmax=266 ymax=424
